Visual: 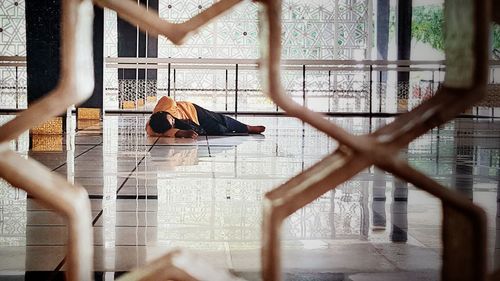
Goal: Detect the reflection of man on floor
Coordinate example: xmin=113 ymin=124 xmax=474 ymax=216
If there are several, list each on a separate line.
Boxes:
xmin=146 ymin=96 xmax=265 ymax=138
xmin=155 ymin=136 xmax=250 ymax=170
xmin=161 ymin=146 xmax=199 ymax=169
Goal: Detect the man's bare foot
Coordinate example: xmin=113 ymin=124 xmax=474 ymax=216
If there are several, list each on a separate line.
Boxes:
xmin=247 ymin=125 xmax=266 ymax=134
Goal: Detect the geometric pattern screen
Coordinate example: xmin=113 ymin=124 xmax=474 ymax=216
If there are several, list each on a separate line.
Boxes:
xmin=157 ymin=0 xmax=370 ymax=60
xmin=104 ymin=0 xmax=372 ymax=112
xmin=0 ymin=0 xmax=27 ymax=109
xmin=0 ymin=0 xmax=26 ymax=56
xmin=0 ymin=2 xmax=27 ymax=246
xmin=2 ymin=1 xmax=456 ymax=114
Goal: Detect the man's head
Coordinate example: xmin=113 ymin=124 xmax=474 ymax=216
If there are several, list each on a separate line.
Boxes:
xmin=149 ymin=111 xmax=174 ymax=134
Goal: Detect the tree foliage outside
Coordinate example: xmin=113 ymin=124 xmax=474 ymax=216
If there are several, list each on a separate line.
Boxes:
xmin=409 ymin=5 xmax=500 ymax=59
xmin=411 ymin=6 xmax=445 ymax=50
xmin=494 ymin=25 xmax=500 ymax=59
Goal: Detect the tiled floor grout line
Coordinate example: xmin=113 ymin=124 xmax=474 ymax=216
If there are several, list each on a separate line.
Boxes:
xmin=51 ymin=141 xmax=103 ymax=172
xmin=90 ymin=210 xmax=104 ymax=227
xmin=51 ymin=258 xmax=66 ymax=279
xmin=114 ymin=137 xmax=160 ymax=196
xmin=27 ymin=142 xmax=104 ymax=200
xmin=92 ymin=137 xmax=159 ymax=224
xmin=51 ymin=137 xmax=159 ymax=276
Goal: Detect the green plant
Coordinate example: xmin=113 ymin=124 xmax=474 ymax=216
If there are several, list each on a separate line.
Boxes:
xmin=409 ymin=5 xmax=500 ymax=57
xmin=493 ymin=24 xmax=500 ymax=59
xmin=411 ymin=5 xmax=445 ymax=50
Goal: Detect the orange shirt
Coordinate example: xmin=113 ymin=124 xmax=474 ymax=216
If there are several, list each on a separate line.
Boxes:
xmin=149 ymin=96 xmax=199 ymax=137
xmin=153 ymin=96 xmax=199 ymax=124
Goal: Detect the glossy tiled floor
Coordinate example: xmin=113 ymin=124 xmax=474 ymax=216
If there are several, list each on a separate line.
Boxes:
xmin=0 ymin=115 xmax=499 ymax=281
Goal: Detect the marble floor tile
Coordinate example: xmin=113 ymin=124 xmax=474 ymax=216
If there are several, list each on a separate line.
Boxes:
xmin=0 ymin=115 xmax=499 ymax=280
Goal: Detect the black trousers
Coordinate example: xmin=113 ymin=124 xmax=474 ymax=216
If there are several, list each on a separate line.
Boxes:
xmin=193 ymin=104 xmax=248 ymax=135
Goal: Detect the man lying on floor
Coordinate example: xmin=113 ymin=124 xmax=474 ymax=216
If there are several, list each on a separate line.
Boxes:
xmin=146 ymin=96 xmax=266 ymax=138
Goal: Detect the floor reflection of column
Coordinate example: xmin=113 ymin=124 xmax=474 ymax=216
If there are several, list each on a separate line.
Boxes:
xmin=391 ymin=177 xmax=408 ymax=243
xmin=454 ymin=121 xmax=474 ymax=200
xmin=371 ymin=118 xmax=388 ymax=233
xmin=475 ymin=141 xmax=495 ymax=269
xmin=495 ymin=177 xmax=500 ymax=271
xmin=103 ymin=116 xmax=118 ymax=272
xmin=1 ymin=131 xmax=28 ymax=273
xmin=143 ymin=130 xmax=157 ymax=264
xmin=372 ymin=167 xmax=386 ymax=230
xmin=330 ymin=189 xmax=336 ymax=239
xmin=142 ymin=118 xmax=156 ymax=255
xmin=22 ymin=132 xmax=49 ymax=272
xmin=66 ymin=126 xmax=75 ymax=185
xmin=133 ymin=118 xmax=140 ymax=266
xmin=211 ymin=150 xmax=216 ymax=242
xmin=361 ymin=181 xmax=369 ymax=239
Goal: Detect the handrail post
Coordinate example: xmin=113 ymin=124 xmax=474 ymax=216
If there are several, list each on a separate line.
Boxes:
xmin=438 ymin=66 xmax=443 ymax=88
xmin=225 ymin=69 xmax=228 ymax=111
xmin=328 ymin=70 xmax=331 ymax=113
xmin=235 ymin=64 xmax=238 ymax=116
xmin=135 ymin=60 xmax=138 ymax=110
xmin=275 ymin=63 xmax=279 ymax=112
xmin=302 ymin=64 xmax=306 ymax=107
xmin=369 ymin=64 xmax=373 ymax=115
xmin=173 ymin=68 xmax=176 ymax=99
xmin=167 ymin=62 xmax=171 ymax=97
xmin=431 ymin=70 xmax=435 ymax=95
xmin=379 ymin=68 xmax=383 ymax=113
xmin=15 ymin=66 xmax=19 ymax=109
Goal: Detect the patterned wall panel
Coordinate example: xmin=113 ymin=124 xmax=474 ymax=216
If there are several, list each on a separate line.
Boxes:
xmin=0 ymin=0 xmax=26 ymax=56
xmin=0 ymin=0 xmax=27 ymax=109
xmin=0 ymin=116 xmax=27 ymax=247
xmin=157 ymin=0 xmax=369 ymax=60
xmin=104 ymin=8 xmax=118 ymax=58
xmin=104 ymin=0 xmax=371 ymax=111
